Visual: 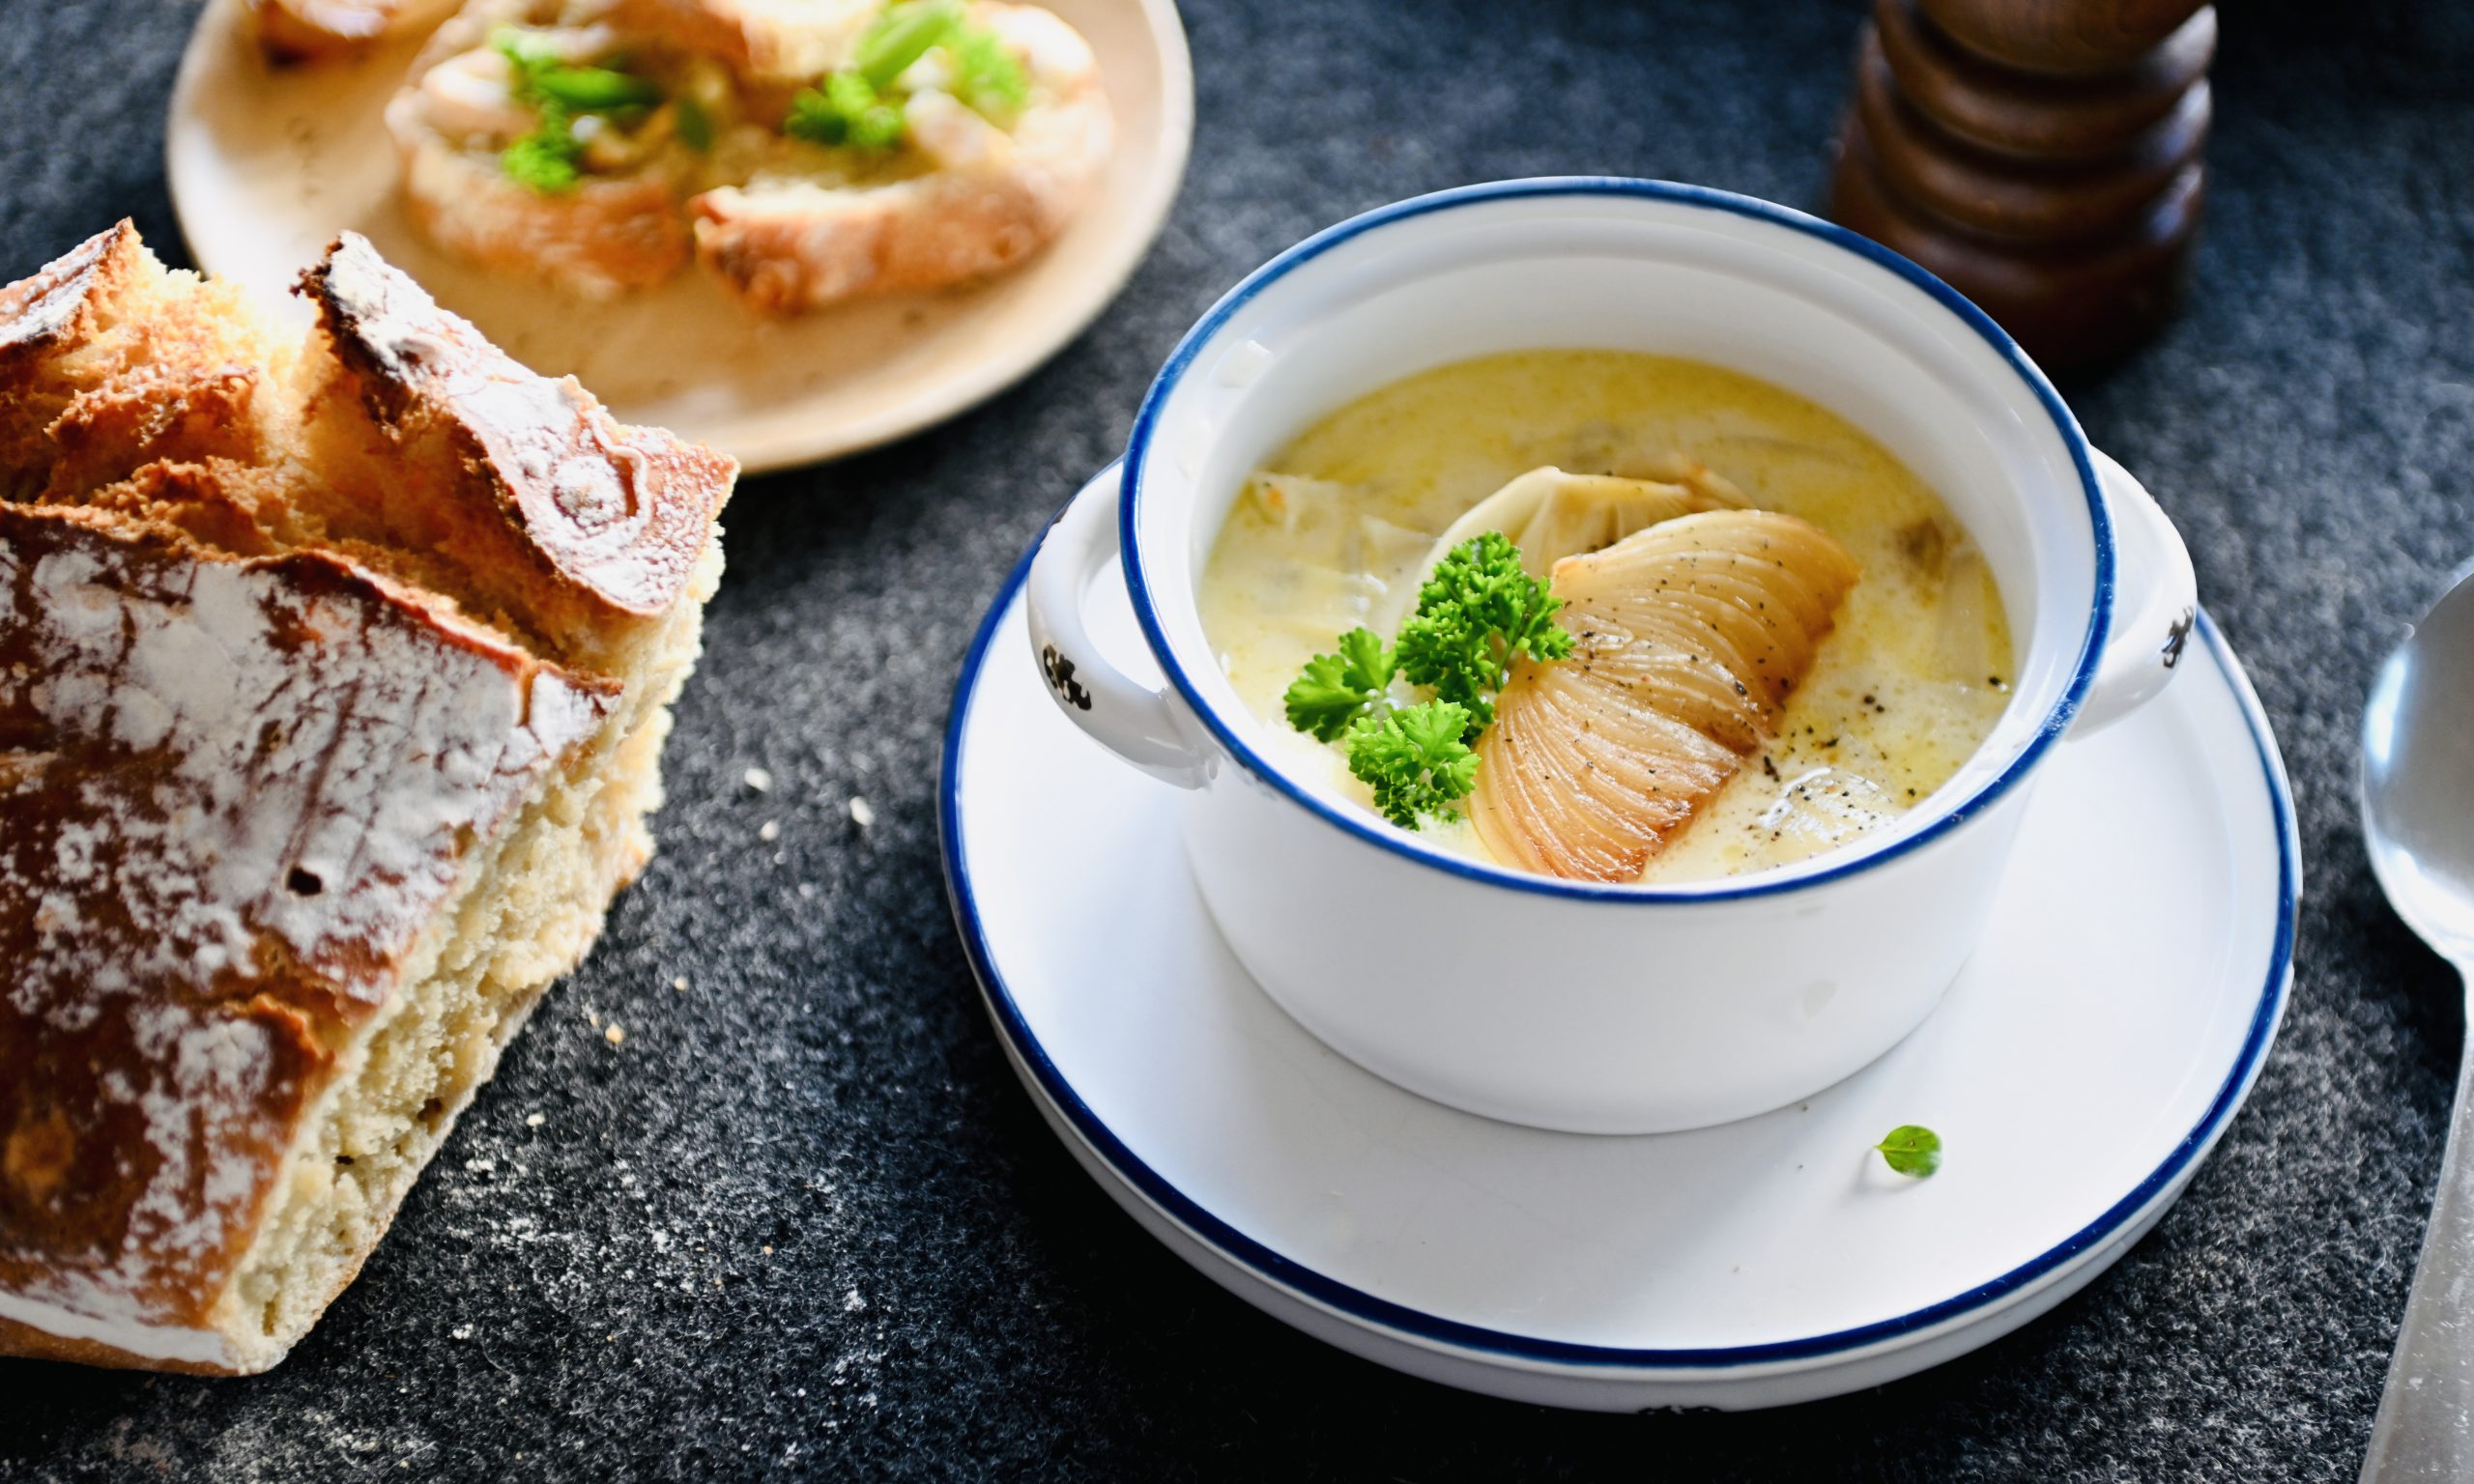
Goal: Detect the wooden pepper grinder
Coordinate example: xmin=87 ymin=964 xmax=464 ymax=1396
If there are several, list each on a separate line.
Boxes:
xmin=1828 ymin=0 xmax=2215 ymax=372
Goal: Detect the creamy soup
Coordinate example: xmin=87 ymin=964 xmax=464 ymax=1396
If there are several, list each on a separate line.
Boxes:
xmin=1197 ymin=350 xmax=2016 ymax=884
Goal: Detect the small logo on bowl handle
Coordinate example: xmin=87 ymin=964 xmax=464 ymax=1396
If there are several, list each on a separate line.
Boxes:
xmin=1041 ymin=643 xmax=1093 ymax=711
xmin=2162 ymin=607 xmax=2196 ymax=670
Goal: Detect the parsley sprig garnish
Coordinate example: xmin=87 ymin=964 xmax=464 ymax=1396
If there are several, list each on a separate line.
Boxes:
xmin=785 ymin=0 xmax=1030 ymax=152
xmin=1284 ymin=625 xmax=1394 ymax=742
xmin=1395 ymin=531 xmax=1574 ymax=733
xmin=1346 ymin=702 xmax=1482 ymax=827
xmin=1281 ymin=532 xmax=1569 ymax=830
xmin=494 ymin=29 xmax=664 ymax=194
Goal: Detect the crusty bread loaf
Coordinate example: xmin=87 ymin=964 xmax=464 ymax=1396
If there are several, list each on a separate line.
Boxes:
xmin=0 ymin=223 xmax=734 ymax=1373
xmin=387 ymin=0 xmax=1111 ymax=310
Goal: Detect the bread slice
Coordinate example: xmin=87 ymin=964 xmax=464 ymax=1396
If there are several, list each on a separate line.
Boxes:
xmin=385 ymin=0 xmax=1110 ymax=310
xmin=386 ymin=2 xmax=701 ymax=300
xmin=0 ymin=223 xmax=734 ymax=1373
xmin=690 ymin=2 xmax=1112 ymax=313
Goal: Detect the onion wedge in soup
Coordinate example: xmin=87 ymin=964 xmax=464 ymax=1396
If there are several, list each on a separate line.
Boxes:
xmin=1470 ymin=510 xmax=1860 ymax=882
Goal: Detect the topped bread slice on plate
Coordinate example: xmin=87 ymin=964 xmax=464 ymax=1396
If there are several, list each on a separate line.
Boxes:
xmin=0 ymin=223 xmax=733 ymax=1373
xmin=386 ymin=0 xmax=1112 ymax=309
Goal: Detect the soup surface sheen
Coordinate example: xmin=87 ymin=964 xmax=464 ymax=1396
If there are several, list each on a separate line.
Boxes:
xmin=1197 ymin=350 xmax=2017 ymax=884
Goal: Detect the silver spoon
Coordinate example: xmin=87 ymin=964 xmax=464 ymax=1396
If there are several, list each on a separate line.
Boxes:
xmin=2360 ymin=562 xmax=2474 ymax=1482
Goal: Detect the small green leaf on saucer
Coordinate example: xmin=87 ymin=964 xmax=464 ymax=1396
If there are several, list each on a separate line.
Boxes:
xmin=1874 ymin=1125 xmax=1942 ymax=1178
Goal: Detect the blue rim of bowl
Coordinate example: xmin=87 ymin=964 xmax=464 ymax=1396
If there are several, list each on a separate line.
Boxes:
xmin=1118 ymin=177 xmax=2113 ymax=902
xmin=939 ymin=545 xmax=2299 ymax=1371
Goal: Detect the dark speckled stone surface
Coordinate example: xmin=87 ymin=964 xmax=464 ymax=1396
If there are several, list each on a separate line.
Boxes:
xmin=3 ymin=0 xmax=2473 ymax=1477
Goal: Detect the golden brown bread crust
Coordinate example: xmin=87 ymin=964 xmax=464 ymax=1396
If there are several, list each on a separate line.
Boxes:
xmin=391 ymin=130 xmax=697 ymax=300
xmin=0 ymin=501 xmax=613 ymax=1368
xmin=0 ymin=223 xmax=273 ymax=507
xmin=688 ymin=138 xmax=1093 ymax=313
xmin=300 ymin=232 xmax=730 ymax=622
xmin=0 ymin=1313 xmax=238 ymax=1374
xmin=0 ymin=223 xmax=730 ymax=1372
xmin=0 ymin=226 xmax=120 ymax=365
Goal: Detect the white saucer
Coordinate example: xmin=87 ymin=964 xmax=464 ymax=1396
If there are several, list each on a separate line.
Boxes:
xmin=164 ymin=0 xmax=1193 ymax=473
xmin=940 ymin=550 xmax=2299 ymax=1412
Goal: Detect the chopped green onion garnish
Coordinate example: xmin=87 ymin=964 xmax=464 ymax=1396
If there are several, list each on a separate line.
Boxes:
xmin=532 ymin=65 xmax=663 ymax=113
xmin=855 ymin=0 xmax=964 ymax=89
xmin=951 ymin=25 xmax=1026 ymax=123
xmin=786 ymin=71 xmax=905 ymax=150
xmin=675 ymin=94 xmax=714 ymax=151
xmin=502 ymin=112 xmax=584 ymax=193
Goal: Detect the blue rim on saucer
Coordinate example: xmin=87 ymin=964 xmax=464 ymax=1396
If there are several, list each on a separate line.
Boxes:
xmin=940 ymin=538 xmax=2297 ymax=1371
xmin=1117 ymin=178 xmax=2114 ymax=904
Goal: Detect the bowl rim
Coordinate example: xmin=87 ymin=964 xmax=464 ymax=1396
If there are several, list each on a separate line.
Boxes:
xmin=1118 ymin=177 xmax=2114 ymax=903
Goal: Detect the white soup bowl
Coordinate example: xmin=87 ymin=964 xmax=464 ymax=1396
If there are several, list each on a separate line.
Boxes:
xmin=1022 ymin=179 xmax=2197 ymax=1134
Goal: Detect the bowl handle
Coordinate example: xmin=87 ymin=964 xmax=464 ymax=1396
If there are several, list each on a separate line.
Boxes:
xmin=1024 ymin=460 xmax=1212 ymax=787
xmin=2069 ymin=450 xmax=2200 ymax=735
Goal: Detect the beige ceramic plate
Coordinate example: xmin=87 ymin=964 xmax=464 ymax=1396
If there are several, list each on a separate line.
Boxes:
xmin=166 ymin=0 xmax=1193 ymax=471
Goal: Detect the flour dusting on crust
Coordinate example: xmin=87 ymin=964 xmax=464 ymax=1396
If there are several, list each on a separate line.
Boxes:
xmin=306 ymin=232 xmax=731 ymax=618
xmin=0 ymin=224 xmax=118 ymax=360
xmin=0 ymin=505 xmax=610 ymax=1333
